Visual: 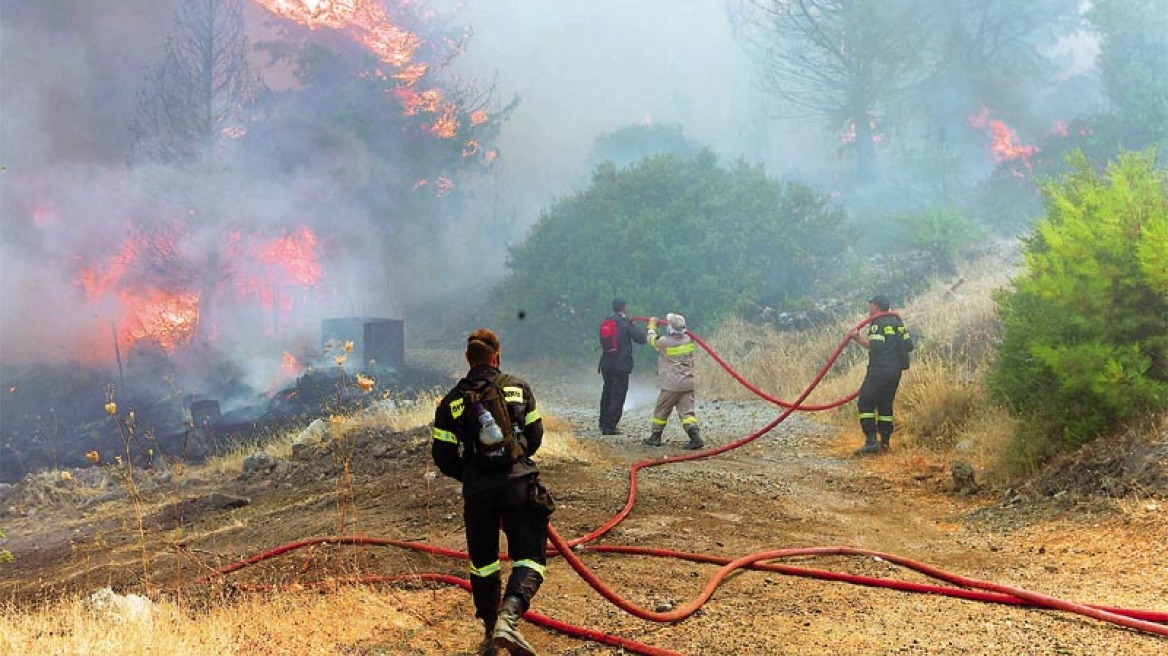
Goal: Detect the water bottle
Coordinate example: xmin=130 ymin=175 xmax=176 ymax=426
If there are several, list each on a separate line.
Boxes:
xmin=475 ymin=403 xmax=504 ymax=446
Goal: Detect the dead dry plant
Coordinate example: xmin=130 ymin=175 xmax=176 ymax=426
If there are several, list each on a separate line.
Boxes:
xmin=698 ymin=245 xmax=1022 ymax=486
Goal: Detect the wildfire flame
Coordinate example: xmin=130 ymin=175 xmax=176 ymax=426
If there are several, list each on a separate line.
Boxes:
xmin=121 ymin=289 xmax=202 ymax=352
xmin=250 ymin=0 xmax=480 ymax=135
xmin=968 ymin=107 xmax=1037 ymax=168
xmin=841 ymin=119 xmax=885 ymax=144
xmin=256 ymin=0 xmax=423 ymax=71
xmin=259 ymin=227 xmax=322 ymax=285
xmin=77 ymin=222 xmax=324 ymax=356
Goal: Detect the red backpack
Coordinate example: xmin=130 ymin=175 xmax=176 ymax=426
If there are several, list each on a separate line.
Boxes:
xmin=599 ymin=316 xmax=619 ymax=353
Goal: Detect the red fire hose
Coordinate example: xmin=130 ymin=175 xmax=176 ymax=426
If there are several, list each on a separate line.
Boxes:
xmin=202 ymin=317 xmax=1168 ymax=653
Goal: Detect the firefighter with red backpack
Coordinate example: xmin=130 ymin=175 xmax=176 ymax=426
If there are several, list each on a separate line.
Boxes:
xmin=431 ymin=328 xmax=555 ymax=656
xmin=597 ymin=297 xmax=647 ymax=435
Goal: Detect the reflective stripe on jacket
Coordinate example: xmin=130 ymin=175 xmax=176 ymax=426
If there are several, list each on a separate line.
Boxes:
xmin=866 ymin=315 xmax=913 ymax=372
xmin=430 ymin=365 xmax=542 ymax=496
xmin=649 ymin=330 xmax=695 ymax=392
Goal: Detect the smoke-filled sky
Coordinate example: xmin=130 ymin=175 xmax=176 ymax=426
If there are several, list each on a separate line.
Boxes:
xmin=0 ymin=0 xmax=783 ymax=383
xmin=0 ymin=0 xmax=1100 ymax=397
xmin=448 ymin=0 xmax=784 ymax=216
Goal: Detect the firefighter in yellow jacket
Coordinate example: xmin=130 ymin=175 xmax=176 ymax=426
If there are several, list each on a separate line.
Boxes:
xmin=643 ymin=313 xmax=703 ymax=450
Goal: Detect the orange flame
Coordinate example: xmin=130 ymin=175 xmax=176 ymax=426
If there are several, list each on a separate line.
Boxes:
xmin=282 ymin=350 xmax=301 ymax=377
xmin=260 ymin=227 xmax=322 ymax=285
xmin=76 ymin=223 xmax=324 ymax=356
xmin=841 ymin=119 xmax=884 ymax=144
xmin=395 ymin=87 xmax=443 ymax=116
xmin=968 ymin=107 xmax=1037 ymax=167
xmin=121 ymin=289 xmax=201 ymax=352
xmin=251 ymin=0 xmax=458 ymax=126
xmin=255 ymin=0 xmax=423 ymax=70
xmin=427 ymin=104 xmax=459 ymax=138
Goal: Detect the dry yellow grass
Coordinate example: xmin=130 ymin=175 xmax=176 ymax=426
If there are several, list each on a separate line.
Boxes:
xmin=697 ymin=242 xmax=1023 ymax=483
xmin=0 ymin=586 xmax=452 ymax=656
xmin=0 ymin=380 xmax=597 ymax=656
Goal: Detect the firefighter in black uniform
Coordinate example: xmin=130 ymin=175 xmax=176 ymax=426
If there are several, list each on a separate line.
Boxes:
xmin=431 ymin=328 xmax=552 ymax=656
xmin=849 ymin=295 xmax=914 ymax=455
xmin=598 ymin=297 xmax=647 ymax=435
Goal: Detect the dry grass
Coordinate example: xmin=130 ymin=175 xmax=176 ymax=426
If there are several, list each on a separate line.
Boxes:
xmin=0 ymin=380 xmax=599 ymax=656
xmin=196 ymin=388 xmax=448 ymax=479
xmin=698 ymin=242 xmax=1023 ymax=485
xmin=0 ymin=586 xmax=447 ymax=656
xmin=533 ymin=412 xmax=599 ymax=464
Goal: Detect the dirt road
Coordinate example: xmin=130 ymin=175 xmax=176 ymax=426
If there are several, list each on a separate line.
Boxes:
xmin=1 ymin=368 xmax=1165 ymax=655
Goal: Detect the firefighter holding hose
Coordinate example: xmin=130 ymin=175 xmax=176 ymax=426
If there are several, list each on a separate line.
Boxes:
xmin=644 ymin=313 xmax=703 ymax=450
xmin=849 ymin=295 xmax=914 ymax=455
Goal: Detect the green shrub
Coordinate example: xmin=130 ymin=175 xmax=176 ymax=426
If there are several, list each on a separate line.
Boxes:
xmin=892 ymin=207 xmax=986 ymax=275
xmin=492 ymin=151 xmax=848 ymax=361
xmin=990 ymin=150 xmax=1168 ymax=464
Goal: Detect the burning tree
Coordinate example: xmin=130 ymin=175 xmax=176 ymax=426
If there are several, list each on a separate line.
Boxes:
xmin=245 ymin=0 xmax=516 ymax=278
xmin=731 ymin=1 xmax=1087 ymax=195
xmin=122 ymin=0 xmax=275 ymax=357
xmin=107 ymin=0 xmax=514 ymax=360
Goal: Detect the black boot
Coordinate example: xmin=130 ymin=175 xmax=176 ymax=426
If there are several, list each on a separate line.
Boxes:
xmin=854 ymin=433 xmax=881 ymax=456
xmin=879 ymin=432 xmax=891 ymax=451
xmin=643 ymin=430 xmax=663 ymax=447
xmin=477 ymin=610 xmax=499 ymax=655
xmin=682 ymin=426 xmax=703 ymax=450
xmin=492 ymin=595 xmax=536 ymax=656
xmin=477 ymin=625 xmax=499 ymax=656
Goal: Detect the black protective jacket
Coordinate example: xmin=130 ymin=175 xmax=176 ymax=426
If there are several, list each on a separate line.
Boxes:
xmin=598 ymin=313 xmax=647 ymax=375
xmin=431 ymin=365 xmax=543 ymax=496
xmin=864 ymin=313 xmax=914 ymax=372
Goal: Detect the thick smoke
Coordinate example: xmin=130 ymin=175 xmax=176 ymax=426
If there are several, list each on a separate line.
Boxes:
xmin=0 ymin=2 xmax=405 ymax=401
xmin=449 ymin=0 xmax=788 ymax=222
xmin=0 ymin=1 xmax=1103 ymax=396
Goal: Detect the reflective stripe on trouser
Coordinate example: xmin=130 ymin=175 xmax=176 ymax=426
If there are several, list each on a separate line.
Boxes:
xmin=858 ymin=369 xmax=901 ymax=438
xmin=469 ymin=565 xmax=501 ymax=624
xmin=652 ymin=389 xmax=698 ymax=429
xmin=465 ymin=475 xmax=548 ymax=614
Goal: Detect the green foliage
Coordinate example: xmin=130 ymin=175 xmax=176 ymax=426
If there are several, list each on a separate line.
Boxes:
xmin=493 ymin=151 xmax=848 ymax=360
xmin=891 ymin=208 xmax=986 ymax=274
xmin=990 ymin=150 xmax=1168 ymax=462
xmin=588 ymin=123 xmax=703 ymax=171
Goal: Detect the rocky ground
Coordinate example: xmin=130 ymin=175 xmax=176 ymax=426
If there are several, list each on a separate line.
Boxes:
xmin=1 ymin=360 xmax=1166 ymax=655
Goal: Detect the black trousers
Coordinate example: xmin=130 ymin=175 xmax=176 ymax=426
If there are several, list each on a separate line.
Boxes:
xmin=599 ymin=370 xmax=630 ymax=430
xmin=465 ymin=475 xmax=548 ymax=623
xmin=857 ymin=368 xmax=902 ymax=438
